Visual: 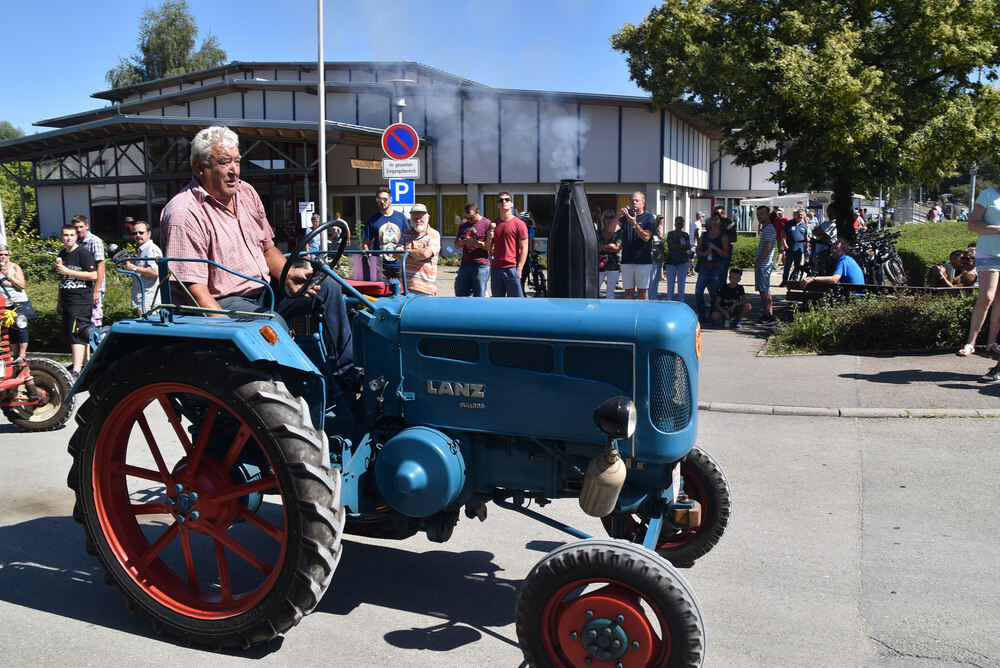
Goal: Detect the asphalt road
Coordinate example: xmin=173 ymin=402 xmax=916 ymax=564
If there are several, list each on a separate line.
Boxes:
xmin=1 ymin=407 xmax=997 ymax=667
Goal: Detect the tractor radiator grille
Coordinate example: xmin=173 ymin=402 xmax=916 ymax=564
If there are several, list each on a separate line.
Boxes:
xmin=649 ymin=351 xmax=692 ymax=433
xmin=564 ymin=345 xmax=633 ymax=392
xmin=489 ymin=341 xmax=553 ymax=372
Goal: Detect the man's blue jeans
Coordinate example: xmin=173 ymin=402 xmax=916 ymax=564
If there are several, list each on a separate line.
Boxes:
xmin=455 ymin=263 xmax=490 ymax=297
xmin=490 ymin=267 xmax=524 ymax=297
xmin=217 ymin=279 xmax=353 ymax=377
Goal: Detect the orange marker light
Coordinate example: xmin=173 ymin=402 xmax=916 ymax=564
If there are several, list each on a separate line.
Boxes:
xmin=695 ymin=322 xmax=701 ymax=360
xmin=260 ymin=325 xmax=279 ymax=345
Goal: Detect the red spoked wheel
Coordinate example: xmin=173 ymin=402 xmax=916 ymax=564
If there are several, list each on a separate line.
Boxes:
xmin=601 ymin=446 xmax=731 ymax=567
xmin=68 ymin=347 xmax=343 ymax=648
xmin=515 ymin=539 xmax=705 ymax=668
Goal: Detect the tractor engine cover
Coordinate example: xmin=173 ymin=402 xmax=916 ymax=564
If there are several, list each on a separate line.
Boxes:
xmin=375 ymin=427 xmax=466 ymax=518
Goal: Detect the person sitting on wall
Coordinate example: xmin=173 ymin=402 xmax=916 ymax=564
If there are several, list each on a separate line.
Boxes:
xmin=801 ymin=240 xmax=865 ymax=287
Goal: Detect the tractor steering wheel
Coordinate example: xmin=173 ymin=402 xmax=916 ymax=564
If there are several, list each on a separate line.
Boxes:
xmin=279 ymin=219 xmax=350 ymax=299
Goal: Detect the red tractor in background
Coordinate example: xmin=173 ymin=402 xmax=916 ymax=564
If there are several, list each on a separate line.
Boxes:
xmin=0 ymin=296 xmax=74 ymax=432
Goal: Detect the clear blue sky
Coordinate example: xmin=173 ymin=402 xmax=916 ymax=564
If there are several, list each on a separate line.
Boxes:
xmin=1 ymin=0 xmax=657 ymax=136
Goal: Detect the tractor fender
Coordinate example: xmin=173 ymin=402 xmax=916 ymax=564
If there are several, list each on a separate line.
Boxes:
xmin=75 ymin=315 xmax=326 ymax=425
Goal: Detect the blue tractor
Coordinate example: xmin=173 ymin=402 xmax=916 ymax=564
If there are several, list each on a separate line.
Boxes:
xmin=66 ymin=220 xmax=731 ymax=667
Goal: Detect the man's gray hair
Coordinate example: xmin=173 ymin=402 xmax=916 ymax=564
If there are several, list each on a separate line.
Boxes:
xmin=190 ymin=126 xmax=239 ymax=169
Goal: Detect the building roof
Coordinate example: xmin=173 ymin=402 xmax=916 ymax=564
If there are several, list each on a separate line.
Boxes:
xmin=90 ymin=60 xmax=489 ymax=103
xmin=0 ymin=115 xmax=390 ymax=162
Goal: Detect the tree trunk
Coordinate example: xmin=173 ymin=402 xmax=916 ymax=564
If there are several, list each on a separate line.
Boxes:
xmin=832 ymin=180 xmax=855 ymax=244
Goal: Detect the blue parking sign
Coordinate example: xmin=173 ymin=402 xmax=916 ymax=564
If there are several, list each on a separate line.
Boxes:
xmin=390 ymin=179 xmax=415 ymax=205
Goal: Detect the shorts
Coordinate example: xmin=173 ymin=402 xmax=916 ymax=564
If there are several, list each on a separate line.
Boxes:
xmin=9 ymin=321 xmax=28 ymax=344
xmin=62 ymin=303 xmax=92 ymax=345
xmin=621 ymin=264 xmax=653 ymax=290
xmin=754 ymin=264 xmax=773 ymax=292
xmin=975 ymin=256 xmax=1000 ymax=271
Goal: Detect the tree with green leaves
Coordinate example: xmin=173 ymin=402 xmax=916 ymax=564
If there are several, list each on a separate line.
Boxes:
xmin=0 ymin=121 xmax=23 ymax=142
xmin=611 ymin=0 xmax=1000 ymax=239
xmin=107 ymin=0 xmax=227 ymax=89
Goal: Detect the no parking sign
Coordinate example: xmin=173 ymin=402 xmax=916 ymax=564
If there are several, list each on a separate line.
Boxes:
xmin=381 ymin=123 xmax=419 ymax=160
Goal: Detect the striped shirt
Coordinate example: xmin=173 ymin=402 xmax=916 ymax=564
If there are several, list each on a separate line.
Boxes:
xmin=161 ymin=178 xmax=274 ymax=298
xmin=401 ymin=226 xmax=440 ymax=295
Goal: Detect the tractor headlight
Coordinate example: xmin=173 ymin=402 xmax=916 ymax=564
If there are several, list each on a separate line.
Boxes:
xmin=593 ymin=396 xmax=637 ymax=440
xmin=15 ymin=313 xmax=28 ymax=329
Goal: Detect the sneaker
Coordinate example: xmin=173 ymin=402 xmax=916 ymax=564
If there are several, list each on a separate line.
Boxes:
xmin=70 ymin=368 xmax=81 ymax=381
xmin=978 ymin=365 xmax=1000 ymax=384
xmin=733 ymin=319 xmax=743 ymax=329
xmin=759 ymin=316 xmax=777 ymax=326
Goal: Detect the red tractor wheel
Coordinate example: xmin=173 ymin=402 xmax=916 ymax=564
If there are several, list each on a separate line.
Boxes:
xmin=1 ymin=357 xmax=75 ymax=432
xmin=67 ymin=347 xmax=343 ymax=648
xmin=515 ymin=539 xmax=705 ymax=667
xmin=602 ymin=446 xmax=731 ymax=567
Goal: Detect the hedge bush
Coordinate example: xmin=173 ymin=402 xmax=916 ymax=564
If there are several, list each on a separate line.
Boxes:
xmin=767 ymin=292 xmax=976 ymax=354
xmin=895 ymin=220 xmax=976 ymax=285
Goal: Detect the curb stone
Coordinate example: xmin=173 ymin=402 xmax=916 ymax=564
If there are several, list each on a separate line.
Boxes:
xmin=699 ymin=402 xmax=1000 ymax=419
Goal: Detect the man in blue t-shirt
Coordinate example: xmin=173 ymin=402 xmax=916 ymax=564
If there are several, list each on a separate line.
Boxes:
xmin=362 ymin=185 xmax=409 ymax=280
xmin=801 ymin=240 xmax=865 ymax=286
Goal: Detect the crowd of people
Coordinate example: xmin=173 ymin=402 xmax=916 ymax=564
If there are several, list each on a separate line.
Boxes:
xmin=10 ymin=124 xmax=1000 ymax=390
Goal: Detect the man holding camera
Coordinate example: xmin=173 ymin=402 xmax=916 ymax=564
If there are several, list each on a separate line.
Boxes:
xmin=56 ymin=223 xmax=97 ymax=378
xmin=619 ymin=191 xmax=657 ymax=300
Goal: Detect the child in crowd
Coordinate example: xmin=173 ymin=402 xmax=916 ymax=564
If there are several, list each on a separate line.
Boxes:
xmin=712 ymin=268 xmax=752 ymax=328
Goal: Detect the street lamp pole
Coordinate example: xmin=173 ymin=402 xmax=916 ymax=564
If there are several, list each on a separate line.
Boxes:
xmin=317 ymin=0 xmax=328 ymax=250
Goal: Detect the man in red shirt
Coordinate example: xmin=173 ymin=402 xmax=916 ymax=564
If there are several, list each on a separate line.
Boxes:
xmin=161 ymin=125 xmax=353 ymax=378
xmin=486 ymin=192 xmax=529 ymax=297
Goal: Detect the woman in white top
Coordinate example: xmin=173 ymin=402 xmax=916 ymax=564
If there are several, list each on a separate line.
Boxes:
xmin=959 ymin=188 xmax=1000 ymax=381
xmin=0 ymin=244 xmax=30 ymax=359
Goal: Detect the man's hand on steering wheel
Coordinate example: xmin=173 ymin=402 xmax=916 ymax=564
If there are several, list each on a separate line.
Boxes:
xmin=279 ymin=219 xmax=350 ymax=299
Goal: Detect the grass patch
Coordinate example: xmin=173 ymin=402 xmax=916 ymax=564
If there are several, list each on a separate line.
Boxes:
xmin=767 ymin=292 xmax=976 ymax=354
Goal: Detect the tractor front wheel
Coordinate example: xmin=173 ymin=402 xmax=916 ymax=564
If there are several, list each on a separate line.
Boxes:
xmin=67 ymin=347 xmax=343 ymax=649
xmin=602 ymin=446 xmax=731 ymax=567
xmin=515 ymin=538 xmax=705 ymax=667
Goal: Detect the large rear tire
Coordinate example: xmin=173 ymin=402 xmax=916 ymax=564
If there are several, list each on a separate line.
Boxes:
xmin=67 ymin=346 xmax=343 ymax=649
xmin=515 ymin=538 xmax=705 ymax=667
xmin=602 ymin=446 xmax=731 ymax=567
xmin=2 ymin=357 xmax=75 ymax=432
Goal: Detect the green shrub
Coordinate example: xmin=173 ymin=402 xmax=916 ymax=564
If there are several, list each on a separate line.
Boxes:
xmin=767 ymin=293 xmax=976 ymax=354
xmin=894 ymin=220 xmax=976 ymax=285
xmin=730 ymin=235 xmax=761 ymax=269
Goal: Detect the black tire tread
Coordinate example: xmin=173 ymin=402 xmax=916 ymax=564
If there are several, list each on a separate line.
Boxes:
xmin=66 ymin=344 xmax=343 ymax=649
xmin=2 ymin=356 xmax=75 ymax=431
xmin=515 ymin=538 xmax=705 ymax=668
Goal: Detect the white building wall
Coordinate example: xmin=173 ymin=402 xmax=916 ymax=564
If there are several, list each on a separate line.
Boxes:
xmin=244 ymin=91 xmax=264 ymax=119
xmin=620 ymin=107 xmax=659 ymax=184
xmin=37 ymin=186 xmax=67 ymax=238
xmin=267 ymin=91 xmax=294 ymax=120
xmin=426 ymin=95 xmax=462 ymax=184
xmin=326 ymin=92 xmax=355 ymax=125
xmin=357 ymin=93 xmax=390 ymax=128
xmin=539 ymin=100 xmax=581 ymax=183
xmin=500 ymin=98 xmax=537 ymax=184
xmin=580 ymin=105 xmax=619 ymax=183
xmin=216 ymin=93 xmax=242 ymax=118
xmin=189 ymin=97 xmax=214 ymax=117
xmin=464 ymin=97 xmax=499 ymax=185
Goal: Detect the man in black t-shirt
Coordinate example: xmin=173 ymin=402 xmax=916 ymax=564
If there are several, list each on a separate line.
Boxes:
xmin=56 ymin=224 xmax=97 ymax=377
xmin=619 ymin=191 xmax=657 ymax=300
xmin=714 ymin=204 xmax=738 ymax=270
xmin=711 ymin=268 xmax=752 ymax=328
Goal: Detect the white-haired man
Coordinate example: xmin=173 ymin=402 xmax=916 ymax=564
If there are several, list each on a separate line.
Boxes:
xmin=161 ymin=125 xmax=353 ymax=379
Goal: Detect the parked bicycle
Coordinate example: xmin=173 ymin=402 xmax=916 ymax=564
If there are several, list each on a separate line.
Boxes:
xmin=520 ymin=247 xmax=548 ymax=297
